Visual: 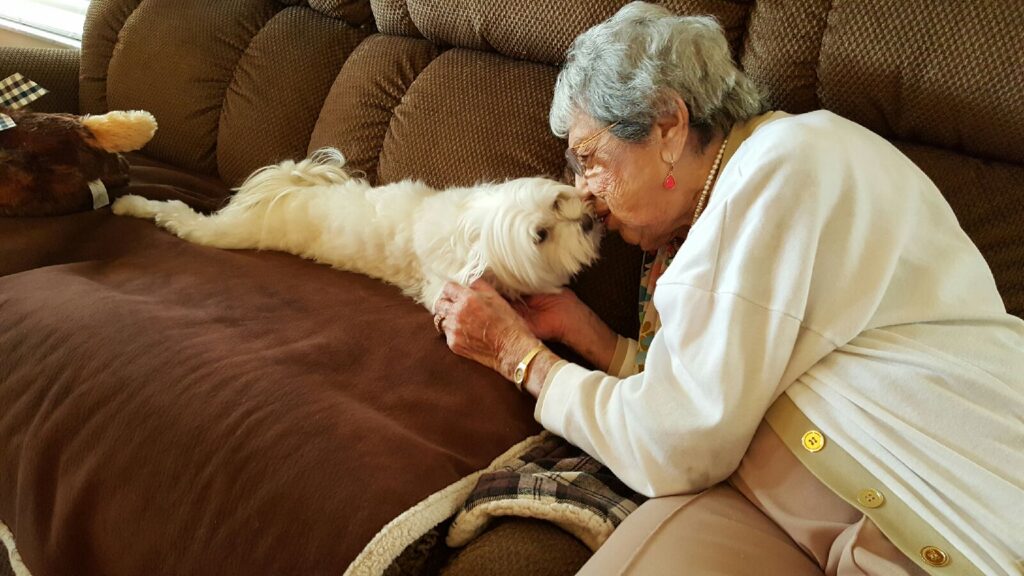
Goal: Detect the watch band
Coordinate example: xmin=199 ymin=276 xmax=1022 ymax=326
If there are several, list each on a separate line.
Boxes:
xmin=513 ymin=344 xmax=545 ymax=392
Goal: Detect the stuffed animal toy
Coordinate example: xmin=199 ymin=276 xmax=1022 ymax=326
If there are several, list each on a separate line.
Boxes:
xmin=0 ymin=73 xmax=157 ymax=216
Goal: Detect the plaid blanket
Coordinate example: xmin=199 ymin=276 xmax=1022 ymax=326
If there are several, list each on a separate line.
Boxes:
xmin=0 ymin=73 xmax=48 ymax=132
xmin=446 ymin=432 xmax=646 ymax=551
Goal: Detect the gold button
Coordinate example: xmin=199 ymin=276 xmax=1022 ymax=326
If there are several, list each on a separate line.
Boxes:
xmin=921 ymin=546 xmax=950 ymax=567
xmin=801 ymin=430 xmax=825 ymax=452
xmin=856 ymin=488 xmax=885 ymax=509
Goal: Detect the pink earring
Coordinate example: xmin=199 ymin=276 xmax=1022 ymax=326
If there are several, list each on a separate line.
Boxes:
xmin=663 ymin=163 xmax=676 ymax=190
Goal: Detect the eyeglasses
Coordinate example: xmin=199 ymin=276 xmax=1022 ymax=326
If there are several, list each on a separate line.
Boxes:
xmin=565 ymin=120 xmax=620 ymax=177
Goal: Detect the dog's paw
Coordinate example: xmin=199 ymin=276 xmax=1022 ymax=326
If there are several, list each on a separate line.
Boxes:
xmin=150 ymin=200 xmax=189 ymax=225
xmin=111 ymin=194 xmax=156 ymax=218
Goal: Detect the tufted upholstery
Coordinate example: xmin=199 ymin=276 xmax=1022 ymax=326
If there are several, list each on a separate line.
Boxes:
xmin=308 ymin=34 xmax=442 ymax=184
xmin=80 ymin=0 xmax=372 ymax=179
xmin=216 ymin=6 xmax=368 ymax=184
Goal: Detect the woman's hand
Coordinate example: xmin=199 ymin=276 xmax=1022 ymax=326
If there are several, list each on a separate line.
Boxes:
xmin=511 ymin=289 xmax=587 ymax=343
xmin=515 ymin=289 xmax=620 ymax=372
xmin=434 ymin=280 xmax=542 ymax=381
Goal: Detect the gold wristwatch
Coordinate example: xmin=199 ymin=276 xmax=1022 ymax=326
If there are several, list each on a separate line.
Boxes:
xmin=513 ymin=344 xmax=545 ymax=392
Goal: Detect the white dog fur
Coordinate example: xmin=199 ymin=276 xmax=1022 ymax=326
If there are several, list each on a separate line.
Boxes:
xmin=112 ymin=148 xmax=601 ymax=312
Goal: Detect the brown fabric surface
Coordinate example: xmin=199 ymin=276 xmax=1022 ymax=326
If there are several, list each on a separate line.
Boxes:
xmin=308 ymin=34 xmax=441 ymax=184
xmin=80 ymin=0 xmax=144 ymax=115
xmin=740 ymin=0 xmax=831 ymax=114
xmin=308 ymin=0 xmax=375 ymax=26
xmin=217 ymin=7 xmax=369 ymax=187
xmin=440 ymin=519 xmax=591 ymax=576
xmin=897 ymin=142 xmax=1024 ymax=319
xmin=817 ymin=1 xmax=1024 ymax=165
xmin=570 ymin=234 xmax=643 ymax=348
xmin=104 ymin=0 xmax=279 ymax=176
xmin=371 ymin=0 xmax=423 ymax=38
xmin=401 ymin=0 xmax=750 ymax=65
xmin=0 ymin=169 xmax=543 ymax=576
xmin=0 ymin=554 xmax=11 ymax=576
xmin=0 ymin=47 xmax=80 ymax=114
xmin=378 ymin=49 xmax=564 ymax=187
xmin=117 ymin=153 xmax=235 ymax=212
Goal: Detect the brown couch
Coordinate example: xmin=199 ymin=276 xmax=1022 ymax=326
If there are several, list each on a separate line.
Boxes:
xmin=1 ymin=1 xmax=1021 ymax=575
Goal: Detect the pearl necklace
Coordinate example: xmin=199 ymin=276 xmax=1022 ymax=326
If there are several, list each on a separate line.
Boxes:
xmin=691 ymin=137 xmax=728 ymax=224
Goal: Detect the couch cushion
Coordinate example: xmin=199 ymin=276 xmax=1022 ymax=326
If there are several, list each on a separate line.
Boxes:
xmin=217 ymin=6 xmax=369 ymax=186
xmin=370 ymin=0 xmax=423 ymax=38
xmin=123 ymin=153 xmax=236 ymax=211
xmin=80 ymin=0 xmax=144 ymax=115
xmin=740 ymin=0 xmax=831 ymax=114
xmin=743 ymin=0 xmax=1024 ymax=165
xmin=308 ymin=34 xmax=442 ymax=184
xmin=817 ymin=1 xmax=1024 ymax=166
xmin=378 ymin=49 xmax=564 ymax=187
xmin=103 ymin=0 xmax=280 ymax=175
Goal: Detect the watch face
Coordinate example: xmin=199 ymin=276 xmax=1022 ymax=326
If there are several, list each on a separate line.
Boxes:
xmin=514 ymin=367 xmax=525 ymax=383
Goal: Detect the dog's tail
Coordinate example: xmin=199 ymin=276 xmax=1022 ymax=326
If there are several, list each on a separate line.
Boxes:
xmin=242 ymin=147 xmax=353 ymax=190
xmin=229 ymin=147 xmax=358 ymax=212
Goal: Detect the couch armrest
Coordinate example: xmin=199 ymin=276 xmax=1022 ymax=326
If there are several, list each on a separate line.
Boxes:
xmin=0 ymin=46 xmax=79 ymax=113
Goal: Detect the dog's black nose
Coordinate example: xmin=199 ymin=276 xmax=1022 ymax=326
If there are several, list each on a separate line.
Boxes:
xmin=581 ymin=214 xmax=594 ymax=232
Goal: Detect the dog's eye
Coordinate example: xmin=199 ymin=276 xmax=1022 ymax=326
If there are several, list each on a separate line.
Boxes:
xmin=534 ymin=228 xmax=549 ymax=244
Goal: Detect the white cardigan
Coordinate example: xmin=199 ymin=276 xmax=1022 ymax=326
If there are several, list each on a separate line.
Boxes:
xmin=536 ymin=111 xmax=1024 ymax=575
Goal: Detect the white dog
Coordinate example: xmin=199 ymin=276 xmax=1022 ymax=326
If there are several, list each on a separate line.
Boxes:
xmin=112 ymin=148 xmax=602 ymax=311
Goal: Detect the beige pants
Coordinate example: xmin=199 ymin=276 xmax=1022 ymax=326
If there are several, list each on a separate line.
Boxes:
xmin=577 ymin=422 xmax=926 ymax=575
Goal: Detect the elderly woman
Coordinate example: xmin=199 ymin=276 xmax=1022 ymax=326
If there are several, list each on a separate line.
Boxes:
xmin=433 ymin=2 xmax=1024 ymax=575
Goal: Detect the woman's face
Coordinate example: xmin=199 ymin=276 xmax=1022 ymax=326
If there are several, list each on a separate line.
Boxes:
xmin=567 ymin=113 xmax=693 ymax=252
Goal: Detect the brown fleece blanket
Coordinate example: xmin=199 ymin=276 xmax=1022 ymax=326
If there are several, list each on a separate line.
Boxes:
xmin=0 ymin=157 xmax=543 ymax=576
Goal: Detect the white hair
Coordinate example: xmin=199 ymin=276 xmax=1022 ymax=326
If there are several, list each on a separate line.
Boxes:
xmin=550 ymin=1 xmax=763 ymax=146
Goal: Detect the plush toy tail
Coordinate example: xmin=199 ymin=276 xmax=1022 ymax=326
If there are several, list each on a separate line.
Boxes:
xmin=81 ymin=110 xmax=158 ymax=153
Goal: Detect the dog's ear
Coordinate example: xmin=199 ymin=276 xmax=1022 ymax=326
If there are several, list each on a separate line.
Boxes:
xmin=453 ymin=214 xmax=488 ymax=286
xmin=454 ymin=248 xmax=486 ymax=286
